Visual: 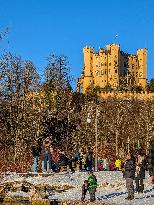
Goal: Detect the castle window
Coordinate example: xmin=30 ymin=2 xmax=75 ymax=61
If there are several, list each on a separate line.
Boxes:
xmin=105 ymin=69 xmax=107 ymax=74
xmin=101 ymin=70 xmax=104 ymax=75
xmin=115 ymin=70 xmax=117 ymax=73
xmin=132 ymin=64 xmax=134 ymax=69
xmin=105 ymin=80 xmax=106 ymax=82
xmin=109 ymin=63 xmax=111 ymax=66
xmin=96 ymin=63 xmax=99 ymax=67
xmin=115 ymin=61 xmax=117 ymax=64
xmin=109 ymin=69 xmax=111 ymax=74
xmin=104 ymin=62 xmax=107 ymax=66
xmin=96 ymin=70 xmax=99 ymax=76
xmin=139 ymin=72 xmax=143 ymax=77
xmin=101 ymin=63 xmax=104 ymax=66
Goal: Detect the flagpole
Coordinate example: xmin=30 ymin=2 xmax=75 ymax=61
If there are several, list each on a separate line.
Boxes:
xmin=114 ymin=34 xmax=118 ymax=44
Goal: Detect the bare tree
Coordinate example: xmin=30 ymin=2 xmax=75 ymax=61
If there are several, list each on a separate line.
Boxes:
xmin=0 ymin=52 xmax=40 ymax=170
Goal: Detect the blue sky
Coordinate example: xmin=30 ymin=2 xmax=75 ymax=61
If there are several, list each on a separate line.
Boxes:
xmin=0 ymin=0 xmax=154 ymax=88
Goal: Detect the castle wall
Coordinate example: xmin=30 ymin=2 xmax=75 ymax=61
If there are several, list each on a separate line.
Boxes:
xmin=99 ymin=91 xmax=154 ymax=100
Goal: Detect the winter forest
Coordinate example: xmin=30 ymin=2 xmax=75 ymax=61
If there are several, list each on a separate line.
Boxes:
xmin=1 ymin=29 xmax=154 ymax=173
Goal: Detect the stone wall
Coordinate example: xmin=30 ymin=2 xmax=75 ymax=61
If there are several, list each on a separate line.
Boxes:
xmin=99 ymin=91 xmax=154 ymax=100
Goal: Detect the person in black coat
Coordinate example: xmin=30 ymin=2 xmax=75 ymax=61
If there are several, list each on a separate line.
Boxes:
xmin=135 ymin=152 xmax=146 ymax=193
xmin=123 ymin=153 xmax=136 ymax=200
xmin=86 ymin=147 xmax=93 ymax=171
xmin=149 ymin=138 xmax=154 ymax=184
xmin=58 ymin=151 xmax=75 ymax=172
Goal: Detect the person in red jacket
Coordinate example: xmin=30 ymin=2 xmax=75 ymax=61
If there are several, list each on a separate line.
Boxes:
xmin=109 ymin=162 xmax=115 ymax=171
xmin=50 ymin=147 xmax=59 ymax=172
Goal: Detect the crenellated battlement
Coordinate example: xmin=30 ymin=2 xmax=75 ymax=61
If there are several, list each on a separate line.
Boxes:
xmin=98 ymin=91 xmax=154 ymax=100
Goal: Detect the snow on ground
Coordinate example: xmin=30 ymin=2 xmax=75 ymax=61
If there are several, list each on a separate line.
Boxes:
xmin=2 ymin=171 xmax=154 ymax=205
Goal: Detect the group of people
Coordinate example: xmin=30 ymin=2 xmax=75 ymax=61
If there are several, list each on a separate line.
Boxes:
xmin=82 ymin=150 xmax=153 ymax=202
xmin=31 ymin=137 xmax=154 ymax=201
xmin=97 ymin=157 xmax=125 ymax=171
xmin=31 ymin=137 xmax=132 ymax=173
xmin=122 ymin=152 xmax=147 ymax=200
xmin=31 ymin=138 xmax=94 ymax=173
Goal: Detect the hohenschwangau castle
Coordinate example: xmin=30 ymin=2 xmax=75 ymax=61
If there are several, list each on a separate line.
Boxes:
xmin=77 ymin=44 xmax=147 ymax=93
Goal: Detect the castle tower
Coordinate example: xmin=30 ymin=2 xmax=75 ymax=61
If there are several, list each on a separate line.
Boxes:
xmin=106 ymin=44 xmax=120 ymax=87
xmin=81 ymin=47 xmax=94 ymax=93
xmin=137 ymin=48 xmax=147 ymax=88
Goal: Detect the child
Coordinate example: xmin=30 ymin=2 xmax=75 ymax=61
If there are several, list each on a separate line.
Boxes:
xmin=81 ymin=180 xmax=89 ymax=201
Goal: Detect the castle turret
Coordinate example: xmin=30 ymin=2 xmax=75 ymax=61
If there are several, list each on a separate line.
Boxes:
xmin=137 ymin=48 xmax=147 ymax=88
xmin=81 ymin=47 xmax=94 ymax=93
xmin=106 ymin=44 xmax=120 ymax=87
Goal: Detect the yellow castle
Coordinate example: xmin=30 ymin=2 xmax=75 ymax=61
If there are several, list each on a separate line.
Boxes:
xmin=77 ymin=44 xmax=147 ymax=93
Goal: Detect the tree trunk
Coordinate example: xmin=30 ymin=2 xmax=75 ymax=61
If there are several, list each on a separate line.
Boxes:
xmin=146 ymin=123 xmax=149 ymax=155
xmin=95 ymin=106 xmax=98 ymax=171
xmin=115 ymin=130 xmax=118 ymax=156
xmin=127 ymin=136 xmax=130 ymax=153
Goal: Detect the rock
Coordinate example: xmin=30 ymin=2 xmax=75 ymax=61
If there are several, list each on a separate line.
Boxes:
xmin=59 ymin=200 xmax=108 ymax=205
xmin=31 ymin=192 xmax=43 ymax=201
xmin=0 ymin=186 xmax=4 ymax=193
xmin=4 ymin=191 xmax=30 ymax=202
xmin=0 ymin=185 xmax=6 ymax=202
xmin=3 ymin=182 xmax=13 ymax=191
xmin=31 ymin=199 xmax=50 ymax=205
